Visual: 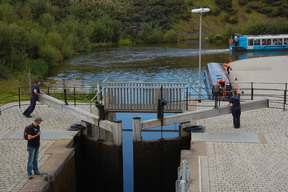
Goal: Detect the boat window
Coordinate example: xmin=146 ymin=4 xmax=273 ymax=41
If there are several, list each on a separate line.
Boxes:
xmin=248 ymin=39 xmax=253 ymax=46
xmin=272 ymin=39 xmax=277 ymax=45
xmin=267 ymin=39 xmax=271 ymax=45
xmin=284 ymin=38 xmax=288 ymax=45
xmin=262 ymin=39 xmax=267 ymax=45
xmin=277 ymin=38 xmax=283 ymax=45
xmin=254 ymin=39 xmax=260 ymax=46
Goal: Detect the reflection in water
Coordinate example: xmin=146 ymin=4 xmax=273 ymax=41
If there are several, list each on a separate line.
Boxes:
xmin=47 ymin=42 xmax=230 ymax=94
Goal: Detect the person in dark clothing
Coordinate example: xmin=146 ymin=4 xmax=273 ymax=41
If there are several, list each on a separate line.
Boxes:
xmin=227 ymin=85 xmax=241 ymax=128
xmin=213 ymin=82 xmax=221 ymax=108
xmin=27 ymin=117 xmax=43 ymax=179
xmin=23 ymin=80 xmax=44 ymax=118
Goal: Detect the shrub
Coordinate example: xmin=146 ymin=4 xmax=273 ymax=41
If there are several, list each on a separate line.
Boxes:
xmin=39 ymin=45 xmax=63 ymax=66
xmin=163 ymin=30 xmax=178 ymax=42
xmin=118 ymin=38 xmax=133 ymax=45
xmin=239 ymin=0 xmax=248 ymax=6
xmin=0 ymin=3 xmax=18 ymax=24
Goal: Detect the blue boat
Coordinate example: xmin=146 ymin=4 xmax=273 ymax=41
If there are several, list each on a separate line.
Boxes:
xmin=229 ymin=34 xmax=288 ymax=51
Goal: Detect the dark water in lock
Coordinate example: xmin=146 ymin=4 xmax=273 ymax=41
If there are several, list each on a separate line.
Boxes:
xmin=47 ymin=40 xmax=288 ymax=192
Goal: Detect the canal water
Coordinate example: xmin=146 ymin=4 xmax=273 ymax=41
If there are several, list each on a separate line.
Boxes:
xmin=46 ymin=40 xmax=288 ymax=192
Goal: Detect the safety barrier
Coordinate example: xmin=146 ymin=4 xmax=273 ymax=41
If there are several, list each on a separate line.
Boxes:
xmin=175 ymin=160 xmax=190 ymax=192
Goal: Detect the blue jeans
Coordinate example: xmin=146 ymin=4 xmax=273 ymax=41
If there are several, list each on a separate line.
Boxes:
xmin=27 ymin=146 xmax=40 ymax=176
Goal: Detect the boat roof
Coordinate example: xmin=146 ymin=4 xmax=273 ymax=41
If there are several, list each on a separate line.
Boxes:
xmin=244 ymin=34 xmax=288 ymax=39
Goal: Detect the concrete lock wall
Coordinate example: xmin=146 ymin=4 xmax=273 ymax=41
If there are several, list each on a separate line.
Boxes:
xmin=133 ymin=136 xmax=191 ymax=192
xmin=20 ymin=139 xmax=78 ymax=192
xmin=76 ymin=135 xmax=123 ymax=192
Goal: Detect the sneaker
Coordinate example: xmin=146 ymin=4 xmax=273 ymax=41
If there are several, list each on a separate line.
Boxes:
xmin=25 ymin=115 xmax=32 ymax=118
xmin=34 ymin=171 xmax=41 ymax=175
xmin=28 ymin=175 xmax=33 ymax=179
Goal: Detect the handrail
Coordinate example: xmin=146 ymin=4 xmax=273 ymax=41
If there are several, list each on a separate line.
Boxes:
xmin=176 ymin=160 xmax=190 ymax=192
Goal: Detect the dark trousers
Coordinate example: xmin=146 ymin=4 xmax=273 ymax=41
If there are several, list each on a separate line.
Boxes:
xmin=24 ymin=98 xmax=37 ymax=116
xmin=232 ymin=109 xmax=241 ymax=128
xmin=214 ymin=92 xmax=220 ymax=108
xmin=227 ymin=67 xmax=230 ymax=74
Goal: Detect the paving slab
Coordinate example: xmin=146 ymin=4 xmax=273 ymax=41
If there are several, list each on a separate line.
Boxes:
xmin=192 ymin=132 xmax=260 ymax=143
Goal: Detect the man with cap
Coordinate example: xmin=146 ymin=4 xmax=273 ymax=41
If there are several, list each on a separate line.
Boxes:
xmin=26 ymin=116 xmax=43 ymax=179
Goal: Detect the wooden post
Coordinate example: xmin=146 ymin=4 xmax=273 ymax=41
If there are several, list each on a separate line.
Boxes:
xmin=113 ymin=120 xmax=122 ymax=146
xmin=133 ymin=117 xmax=142 ymax=142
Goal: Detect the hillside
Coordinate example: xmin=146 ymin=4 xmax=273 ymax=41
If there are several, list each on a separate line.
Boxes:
xmin=0 ymin=0 xmax=287 ymax=79
xmin=183 ymin=0 xmax=288 ymax=41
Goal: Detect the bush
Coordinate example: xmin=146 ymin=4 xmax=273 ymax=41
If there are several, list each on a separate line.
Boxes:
xmin=215 ymin=0 xmax=232 ymax=9
xmin=211 ymin=8 xmax=221 ymax=16
xmin=0 ymin=3 xmax=18 ymax=24
xmin=239 ymin=0 xmax=248 ymax=6
xmin=163 ymin=30 xmax=178 ymax=42
xmin=39 ymin=45 xmax=63 ymax=66
xmin=118 ymin=38 xmax=133 ymax=45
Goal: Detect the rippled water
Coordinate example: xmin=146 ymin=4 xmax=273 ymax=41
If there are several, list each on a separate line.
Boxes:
xmin=47 ymin=41 xmax=229 ymax=88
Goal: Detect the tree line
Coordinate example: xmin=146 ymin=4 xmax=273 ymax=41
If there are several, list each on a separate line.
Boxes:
xmin=1 ymin=0 xmax=288 ymax=80
xmin=0 ymin=0 xmax=191 ymax=79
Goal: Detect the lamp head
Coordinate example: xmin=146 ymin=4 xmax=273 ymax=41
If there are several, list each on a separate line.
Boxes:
xmin=191 ymin=8 xmax=210 ymax=13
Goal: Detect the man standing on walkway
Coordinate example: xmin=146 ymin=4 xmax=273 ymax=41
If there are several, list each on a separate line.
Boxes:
xmin=23 ymin=80 xmax=44 ymax=118
xmin=27 ymin=117 xmax=43 ymax=179
xmin=213 ymin=81 xmax=221 ymax=108
xmin=227 ymin=85 xmax=241 ymax=128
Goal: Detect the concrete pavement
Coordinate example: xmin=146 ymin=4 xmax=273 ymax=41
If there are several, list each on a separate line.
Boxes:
xmin=0 ymin=102 xmax=82 ymax=192
xmin=183 ymin=56 xmax=288 ymax=192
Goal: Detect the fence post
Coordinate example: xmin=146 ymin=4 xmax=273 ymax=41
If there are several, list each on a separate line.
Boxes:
xmin=284 ymin=83 xmax=287 ymax=111
xmin=133 ymin=117 xmax=142 ymax=142
xmin=73 ymin=87 xmax=76 ymax=106
xmin=64 ymin=89 xmax=68 ymax=105
xmin=251 ymin=82 xmax=254 ymax=100
xmin=18 ymin=87 xmax=21 ymax=108
xmin=47 ymin=87 xmax=50 ymax=95
xmin=186 ymin=87 xmax=188 ymax=110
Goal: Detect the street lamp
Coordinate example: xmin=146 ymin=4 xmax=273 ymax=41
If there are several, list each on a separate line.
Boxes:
xmin=191 ymin=8 xmax=210 ymax=102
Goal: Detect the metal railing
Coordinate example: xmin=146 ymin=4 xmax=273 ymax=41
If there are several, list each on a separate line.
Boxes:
xmin=1 ymin=82 xmax=287 ymax=114
xmin=0 ymin=86 xmax=99 ymax=115
xmin=176 ymin=160 xmax=191 ymax=192
xmin=186 ymin=82 xmax=288 ymax=111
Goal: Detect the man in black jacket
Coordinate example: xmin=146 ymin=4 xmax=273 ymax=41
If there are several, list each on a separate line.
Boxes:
xmin=23 ymin=80 xmax=44 ymax=118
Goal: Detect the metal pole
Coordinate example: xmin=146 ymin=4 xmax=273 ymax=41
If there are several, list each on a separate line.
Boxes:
xmin=198 ymin=13 xmax=202 ymax=102
xmin=18 ymin=87 xmax=21 ymax=108
xmin=64 ymin=89 xmax=68 ymax=105
xmin=73 ymin=87 xmax=76 ymax=106
xmin=251 ymin=82 xmax=254 ymax=100
xmin=284 ymin=83 xmax=287 ymax=111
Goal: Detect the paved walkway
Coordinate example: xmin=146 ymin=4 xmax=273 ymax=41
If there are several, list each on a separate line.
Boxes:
xmin=0 ymin=102 xmax=83 ymax=192
xmin=184 ymin=56 xmax=288 ymax=192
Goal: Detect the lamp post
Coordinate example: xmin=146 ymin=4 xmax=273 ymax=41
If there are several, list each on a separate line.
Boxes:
xmin=191 ymin=8 xmax=210 ymax=102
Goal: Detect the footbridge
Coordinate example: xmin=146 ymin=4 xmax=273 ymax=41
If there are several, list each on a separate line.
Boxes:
xmin=37 ymin=81 xmax=269 ymax=146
